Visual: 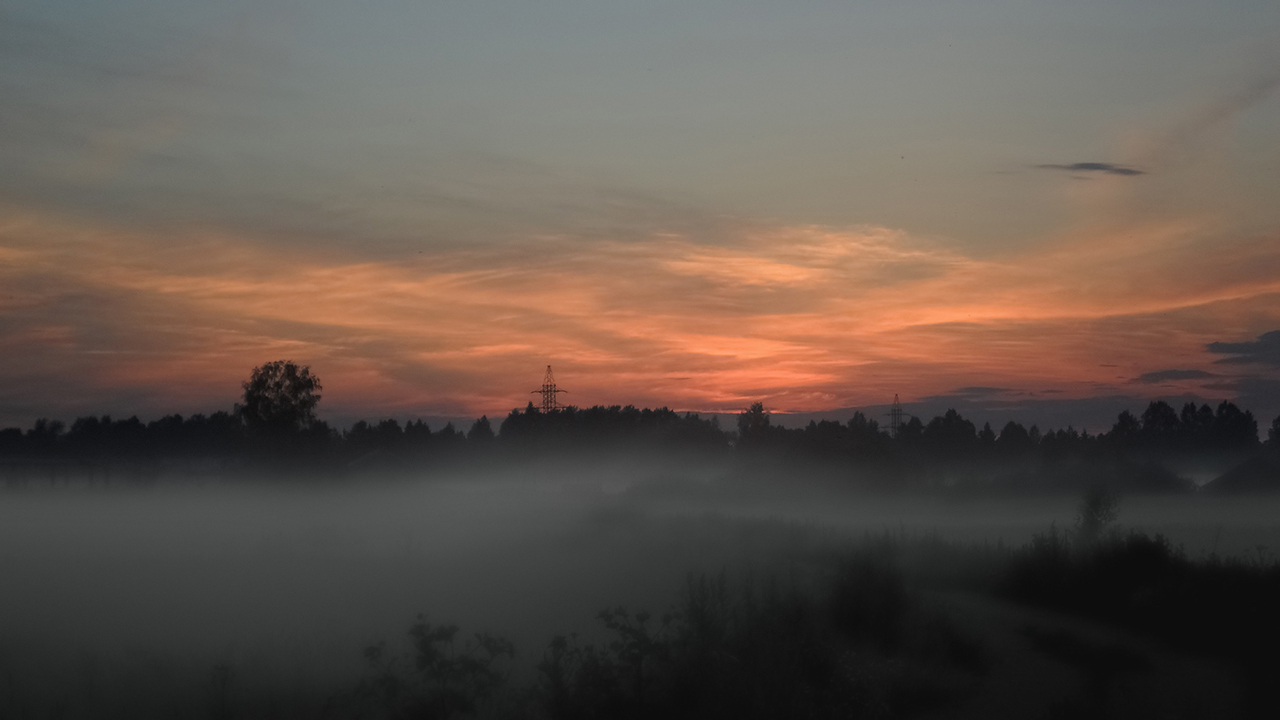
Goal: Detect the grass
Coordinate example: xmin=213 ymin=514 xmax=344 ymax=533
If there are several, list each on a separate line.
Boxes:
xmin=5 ymin=489 xmax=1280 ymax=718
xmin=1002 ymin=521 xmax=1280 ymax=717
xmin=340 ymin=558 xmax=985 ymax=720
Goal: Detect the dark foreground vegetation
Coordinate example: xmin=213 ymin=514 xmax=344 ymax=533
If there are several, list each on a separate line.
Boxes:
xmin=339 ymin=507 xmax=1280 ymax=720
xmin=2 ymin=361 xmax=1279 ymax=493
xmin=6 ymin=492 xmax=1279 ymax=719
xmin=271 ymin=503 xmax=1280 ymax=719
xmin=338 ymin=563 xmax=983 ymax=720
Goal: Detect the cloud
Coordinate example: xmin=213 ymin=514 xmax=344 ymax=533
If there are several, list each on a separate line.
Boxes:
xmin=951 ymin=386 xmax=1016 ymax=395
xmin=1037 ymin=162 xmax=1145 ymax=176
xmin=1207 ymin=331 xmax=1280 ymax=367
xmin=1134 ymin=369 xmax=1216 ymax=384
xmin=2 ymin=199 xmax=1280 ymax=426
xmin=1133 ymin=70 xmax=1280 ymax=169
xmin=1198 ymin=376 xmax=1280 ymax=423
xmin=919 ymin=386 xmax=1017 ymax=401
xmin=1235 ymin=378 xmax=1280 ymax=423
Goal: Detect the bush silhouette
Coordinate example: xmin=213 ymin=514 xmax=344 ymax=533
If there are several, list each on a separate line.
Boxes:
xmin=358 ymin=560 xmax=984 ymax=720
xmin=357 ymin=614 xmax=516 ymax=720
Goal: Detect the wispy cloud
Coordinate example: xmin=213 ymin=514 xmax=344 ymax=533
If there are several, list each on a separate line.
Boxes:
xmin=930 ymin=386 xmax=1017 ymax=397
xmin=1134 ymin=369 xmax=1216 ymax=384
xmin=1132 ymin=69 xmax=1280 ymax=169
xmin=3 ymin=200 xmax=1279 ymax=425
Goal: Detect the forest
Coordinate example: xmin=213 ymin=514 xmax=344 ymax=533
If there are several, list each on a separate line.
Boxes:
xmin=3 ymin=388 xmax=1277 ymax=493
xmin=5 ymin=363 xmax=1280 ymax=718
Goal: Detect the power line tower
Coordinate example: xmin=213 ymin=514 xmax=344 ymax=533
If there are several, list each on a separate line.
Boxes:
xmin=886 ymin=394 xmax=904 ymax=438
xmin=531 ymin=365 xmax=567 ymax=413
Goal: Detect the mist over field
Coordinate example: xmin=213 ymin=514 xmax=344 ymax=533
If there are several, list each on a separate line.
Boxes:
xmin=6 ymin=0 xmax=1280 ymax=716
xmin=4 ymin=370 xmax=1280 ymax=719
xmin=5 ymin=450 xmax=1280 ymax=717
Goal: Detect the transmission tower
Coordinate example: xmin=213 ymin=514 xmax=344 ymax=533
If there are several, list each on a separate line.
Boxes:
xmin=531 ymin=365 xmax=568 ymax=412
xmin=886 ymin=394 xmax=904 ymax=438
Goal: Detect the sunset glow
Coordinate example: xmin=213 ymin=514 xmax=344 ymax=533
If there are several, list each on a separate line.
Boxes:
xmin=4 ymin=201 xmax=1277 ymax=426
xmin=2 ymin=1 xmax=1278 ymax=428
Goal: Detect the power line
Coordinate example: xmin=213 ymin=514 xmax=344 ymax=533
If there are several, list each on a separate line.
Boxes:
xmin=531 ymin=365 xmax=567 ymax=413
xmin=886 ymin=394 xmax=903 ymax=438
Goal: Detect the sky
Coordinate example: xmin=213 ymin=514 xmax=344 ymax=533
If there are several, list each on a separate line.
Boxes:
xmin=2 ymin=0 xmax=1279 ymax=430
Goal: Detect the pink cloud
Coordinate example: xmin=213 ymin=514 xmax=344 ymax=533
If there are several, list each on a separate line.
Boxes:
xmin=1 ymin=204 xmax=1277 ymax=425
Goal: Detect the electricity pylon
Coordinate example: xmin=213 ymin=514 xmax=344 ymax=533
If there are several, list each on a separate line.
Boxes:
xmin=887 ymin=394 xmax=904 ymax=438
xmin=531 ymin=365 xmax=567 ymax=412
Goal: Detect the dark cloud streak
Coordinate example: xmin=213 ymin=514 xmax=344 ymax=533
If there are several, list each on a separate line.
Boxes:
xmin=1037 ymin=162 xmax=1145 ymax=176
xmin=1208 ymin=330 xmax=1280 ymax=367
xmin=918 ymin=386 xmax=1016 ymax=401
xmin=1134 ymin=369 xmax=1216 ymax=383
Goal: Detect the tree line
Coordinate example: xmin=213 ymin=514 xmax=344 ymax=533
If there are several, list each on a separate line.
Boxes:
xmin=1 ymin=362 xmax=1278 ymax=483
xmin=737 ymin=400 xmax=1270 ymax=460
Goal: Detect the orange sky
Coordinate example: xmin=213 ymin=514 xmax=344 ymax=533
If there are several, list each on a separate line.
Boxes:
xmin=3 ymin=3 xmax=1279 ymax=428
xmin=3 ymin=198 xmax=1277 ymax=427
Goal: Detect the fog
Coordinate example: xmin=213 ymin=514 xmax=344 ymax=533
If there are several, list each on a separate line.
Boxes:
xmin=5 ymin=463 xmax=1280 ymax=715
xmin=0 ymin=467 xmax=828 ymax=705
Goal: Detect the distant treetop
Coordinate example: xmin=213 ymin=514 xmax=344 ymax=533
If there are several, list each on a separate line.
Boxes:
xmin=238 ymin=360 xmax=323 ymax=436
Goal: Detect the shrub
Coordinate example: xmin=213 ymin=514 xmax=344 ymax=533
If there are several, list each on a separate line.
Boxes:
xmin=356 ymin=560 xmax=984 ymax=720
xmin=355 ymin=615 xmax=515 ymax=720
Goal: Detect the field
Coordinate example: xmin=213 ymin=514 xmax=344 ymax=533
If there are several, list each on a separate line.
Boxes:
xmin=2 ymin=467 xmax=1278 ymax=717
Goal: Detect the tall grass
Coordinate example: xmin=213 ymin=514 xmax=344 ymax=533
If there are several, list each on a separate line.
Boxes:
xmin=8 ymin=490 xmax=1280 ymax=718
xmin=1003 ymin=488 xmax=1280 ymax=716
xmin=341 ymin=557 xmax=984 ymax=720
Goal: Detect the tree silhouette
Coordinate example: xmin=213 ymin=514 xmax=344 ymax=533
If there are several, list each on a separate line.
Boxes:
xmin=922 ymin=409 xmax=977 ymax=457
xmin=1180 ymin=402 xmax=1215 ymax=445
xmin=996 ymin=421 xmax=1033 ymax=456
xmin=1210 ymin=401 xmax=1258 ymax=449
xmin=467 ymin=416 xmax=495 ymax=444
xmin=1108 ymin=410 xmax=1140 ymax=450
xmin=736 ymin=402 xmax=771 ymax=448
xmin=1140 ymin=401 xmax=1180 ymax=447
xmin=238 ymin=361 xmax=323 ymax=438
xmin=978 ymin=422 xmax=996 ymax=449
xmin=897 ymin=416 xmax=925 ymax=445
